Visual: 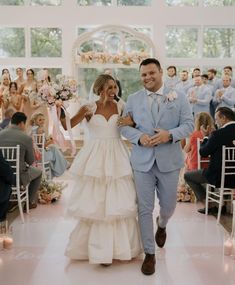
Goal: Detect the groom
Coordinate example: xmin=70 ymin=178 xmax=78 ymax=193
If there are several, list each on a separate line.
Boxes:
xmin=120 ymin=58 xmax=194 ymax=275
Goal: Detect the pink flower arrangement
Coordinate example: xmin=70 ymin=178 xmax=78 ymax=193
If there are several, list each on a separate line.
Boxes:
xmin=38 ymin=75 xmax=78 ymax=107
xmin=79 ymin=50 xmax=149 ymax=65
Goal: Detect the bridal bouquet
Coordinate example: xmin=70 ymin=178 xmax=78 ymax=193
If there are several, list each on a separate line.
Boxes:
xmin=38 ymin=74 xmax=78 ymax=156
xmin=38 ymin=84 xmax=57 ymax=106
xmin=54 ymin=74 xmax=78 ymax=102
xmin=38 ymin=75 xmax=78 ymax=107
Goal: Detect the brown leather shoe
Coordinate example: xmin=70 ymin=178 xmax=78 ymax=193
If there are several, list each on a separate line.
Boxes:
xmin=155 ymin=216 xmax=166 ymax=248
xmin=141 ymin=253 xmax=156 ymax=275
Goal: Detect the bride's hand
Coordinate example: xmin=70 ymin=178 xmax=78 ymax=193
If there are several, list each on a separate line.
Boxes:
xmin=117 ymin=112 xmax=135 ymax=127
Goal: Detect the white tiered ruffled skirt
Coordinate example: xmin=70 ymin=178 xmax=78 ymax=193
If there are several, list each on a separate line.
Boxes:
xmin=65 ymin=138 xmax=142 ymax=264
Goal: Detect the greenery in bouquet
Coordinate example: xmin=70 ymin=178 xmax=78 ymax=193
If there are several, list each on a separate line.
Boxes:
xmin=38 ymin=178 xmax=66 ymax=204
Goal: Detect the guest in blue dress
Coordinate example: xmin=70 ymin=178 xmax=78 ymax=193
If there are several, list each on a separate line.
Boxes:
xmin=29 ymin=112 xmax=68 ymax=178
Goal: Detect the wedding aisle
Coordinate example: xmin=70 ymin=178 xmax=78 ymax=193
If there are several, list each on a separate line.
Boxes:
xmin=1 ymin=171 xmax=234 ymax=285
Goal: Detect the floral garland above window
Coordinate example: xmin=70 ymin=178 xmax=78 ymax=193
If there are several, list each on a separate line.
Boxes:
xmin=73 ymin=25 xmax=155 ymax=66
xmin=79 ymin=50 xmax=150 ymax=65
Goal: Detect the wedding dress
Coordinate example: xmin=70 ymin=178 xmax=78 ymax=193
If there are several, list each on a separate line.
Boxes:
xmin=65 ymin=102 xmax=142 ymax=264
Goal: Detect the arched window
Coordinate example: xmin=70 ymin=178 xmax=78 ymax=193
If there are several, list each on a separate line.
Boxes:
xmin=73 ymin=25 xmax=155 ymax=100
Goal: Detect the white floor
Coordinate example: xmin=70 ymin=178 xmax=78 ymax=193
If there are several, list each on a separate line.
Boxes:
xmin=1 ymin=171 xmax=235 ymax=285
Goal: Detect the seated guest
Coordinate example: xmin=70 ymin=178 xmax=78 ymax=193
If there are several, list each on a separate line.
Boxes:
xmin=185 ymin=112 xmax=214 ymax=171
xmin=184 ymin=107 xmax=235 ymax=214
xmin=0 ymin=112 xmax=42 ymax=209
xmin=0 ymin=150 xmax=14 ymax=222
xmin=0 ymin=108 xmax=14 ymax=130
xmin=177 ymin=112 xmax=214 ymax=202
xmin=29 ymin=112 xmax=68 ymax=178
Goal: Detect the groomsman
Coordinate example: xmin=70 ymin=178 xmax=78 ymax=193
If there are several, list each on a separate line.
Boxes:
xmin=213 ymin=75 xmax=235 ymax=110
xmin=164 ymin=66 xmax=180 ymax=90
xmin=175 ymin=70 xmax=193 ymax=94
xmin=207 ymin=68 xmax=221 ymax=118
xmin=207 ymin=68 xmax=220 ymax=93
xmin=218 ymin=66 xmax=235 ymax=88
xmin=187 ymin=75 xmax=212 ymax=117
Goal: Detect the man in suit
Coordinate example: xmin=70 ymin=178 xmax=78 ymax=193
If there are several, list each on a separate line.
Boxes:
xmin=0 ymin=150 xmax=14 ymax=221
xmin=212 ymin=75 xmax=235 ymax=110
xmin=120 ymin=58 xmax=194 ymax=275
xmin=0 ymin=108 xmax=14 ymax=130
xmin=184 ymin=107 xmax=235 ymax=214
xmin=187 ymin=75 xmax=212 ymax=117
xmin=0 ymin=112 xmax=42 ymax=209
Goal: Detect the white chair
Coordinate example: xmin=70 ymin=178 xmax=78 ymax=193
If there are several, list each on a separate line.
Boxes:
xmin=232 ymin=200 xmax=235 ymax=238
xmin=205 ymin=146 xmax=235 ymax=224
xmin=32 ymin=133 xmax=51 ymax=180
xmin=197 ymin=138 xmax=210 ymax=170
xmin=0 ymin=145 xmax=29 ymax=223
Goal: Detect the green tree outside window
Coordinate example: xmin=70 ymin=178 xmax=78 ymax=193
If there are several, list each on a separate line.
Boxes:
xmin=31 ymin=28 xmax=62 ymax=57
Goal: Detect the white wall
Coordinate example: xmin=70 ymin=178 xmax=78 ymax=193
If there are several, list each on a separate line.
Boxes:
xmin=1 ymin=0 xmax=235 ymax=74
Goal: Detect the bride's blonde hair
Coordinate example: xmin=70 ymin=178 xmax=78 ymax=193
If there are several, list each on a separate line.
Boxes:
xmin=93 ymin=74 xmax=115 ymax=96
xmin=93 ymin=74 xmax=116 ymax=106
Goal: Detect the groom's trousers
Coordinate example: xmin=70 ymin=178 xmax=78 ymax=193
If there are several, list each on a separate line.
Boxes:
xmin=134 ymin=161 xmax=180 ymax=254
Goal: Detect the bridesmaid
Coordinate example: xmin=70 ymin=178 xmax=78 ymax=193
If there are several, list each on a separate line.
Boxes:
xmin=20 ymin=69 xmax=37 ymax=128
xmin=0 ymin=74 xmax=11 ymax=119
xmin=2 ymin=82 xmax=23 ymax=113
xmin=14 ymin=67 xmax=26 ymax=92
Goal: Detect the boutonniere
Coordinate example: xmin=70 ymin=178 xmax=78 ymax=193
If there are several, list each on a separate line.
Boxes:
xmin=164 ymin=91 xmax=178 ymax=103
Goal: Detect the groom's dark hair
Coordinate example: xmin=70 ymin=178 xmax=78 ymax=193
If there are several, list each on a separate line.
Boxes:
xmin=139 ymin=58 xmax=162 ymax=70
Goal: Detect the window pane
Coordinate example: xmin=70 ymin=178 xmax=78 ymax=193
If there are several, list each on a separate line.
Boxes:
xmin=77 ymin=25 xmax=152 ymax=37
xmin=165 ymin=0 xmax=198 ymax=6
xmin=31 ymin=28 xmax=62 ymax=57
xmin=203 ymin=28 xmax=235 ymax=58
xmin=0 ymin=0 xmax=24 ymax=5
xmin=77 ymin=0 xmax=111 ymax=6
xmin=166 ymin=27 xmax=198 ymax=58
xmin=204 ymin=0 xmax=235 ymax=6
xmin=30 ymin=0 xmax=61 ymax=5
xmin=117 ymin=0 xmax=151 ymax=6
xmin=34 ymin=67 xmax=62 ymax=81
xmin=0 ymin=28 xmax=25 ymax=57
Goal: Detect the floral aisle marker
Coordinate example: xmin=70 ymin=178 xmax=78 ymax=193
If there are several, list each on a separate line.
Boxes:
xmin=38 ymin=178 xmax=67 ymax=204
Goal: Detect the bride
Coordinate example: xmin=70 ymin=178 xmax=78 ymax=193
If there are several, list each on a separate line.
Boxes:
xmin=60 ymin=74 xmax=142 ymax=264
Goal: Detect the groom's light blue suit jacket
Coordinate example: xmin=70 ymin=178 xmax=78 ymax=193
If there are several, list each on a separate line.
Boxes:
xmin=120 ymin=87 xmax=194 ymax=173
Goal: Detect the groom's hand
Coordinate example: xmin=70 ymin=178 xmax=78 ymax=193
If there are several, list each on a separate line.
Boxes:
xmin=139 ymin=134 xmax=152 ymax=147
xmin=149 ymin=129 xmax=171 ymax=146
